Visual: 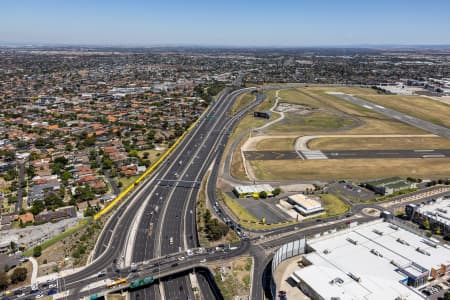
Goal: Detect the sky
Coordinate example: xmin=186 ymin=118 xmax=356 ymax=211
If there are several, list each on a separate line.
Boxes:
xmin=1 ymin=0 xmax=450 ymax=47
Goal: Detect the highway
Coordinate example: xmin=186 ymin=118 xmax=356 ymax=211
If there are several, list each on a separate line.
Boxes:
xmin=43 ymin=84 xmax=251 ymax=299
xmin=128 ymin=83 xmax=256 ymax=299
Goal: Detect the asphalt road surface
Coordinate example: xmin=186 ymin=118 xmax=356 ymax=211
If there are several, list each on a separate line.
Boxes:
xmin=244 ymin=149 xmax=450 ymax=160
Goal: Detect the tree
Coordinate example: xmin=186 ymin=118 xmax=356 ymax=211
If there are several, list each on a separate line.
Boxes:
xmin=273 ymin=188 xmax=281 ymax=196
xmin=0 ymin=272 xmax=8 ymax=290
xmin=10 ymin=241 xmax=17 ymax=252
xmin=423 ymin=218 xmax=430 ymax=230
xmin=444 ymin=292 xmax=450 ymax=300
xmin=29 ymin=200 xmax=45 ymax=215
xmin=205 ymin=218 xmax=229 ymax=241
xmin=435 ymin=226 xmax=441 ymax=235
xmin=33 ymin=245 xmax=42 ymax=257
xmin=259 ymin=191 xmax=267 ymax=199
xmin=10 ymin=267 xmax=27 ymax=283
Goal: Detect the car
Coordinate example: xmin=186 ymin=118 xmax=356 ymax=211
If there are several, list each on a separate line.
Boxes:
xmin=421 ymin=289 xmax=430 ymax=296
xmin=432 ymin=284 xmax=442 ymax=291
xmin=35 ymin=293 xmax=45 ymax=299
xmin=171 ymin=263 xmax=178 ymax=267
xmin=200 ymin=259 xmax=207 ymax=263
xmin=97 ymin=271 xmax=106 ymax=278
xmin=47 ymin=289 xmax=57 ymax=295
xmin=48 ymin=283 xmax=57 ymax=289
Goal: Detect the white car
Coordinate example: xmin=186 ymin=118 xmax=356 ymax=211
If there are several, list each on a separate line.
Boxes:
xmin=48 ymin=283 xmax=57 ymax=289
xmin=36 ymin=293 xmax=45 ymax=299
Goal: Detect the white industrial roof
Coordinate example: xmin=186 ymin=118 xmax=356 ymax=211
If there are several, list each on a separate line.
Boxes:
xmin=288 ymin=194 xmax=322 ymax=210
xmin=234 ymin=184 xmax=273 ymax=194
xmin=417 ymin=197 xmax=450 ymax=227
xmin=292 ymin=220 xmax=450 ymax=300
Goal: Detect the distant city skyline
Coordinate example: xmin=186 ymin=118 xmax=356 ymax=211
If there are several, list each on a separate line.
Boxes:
xmin=1 ymin=0 xmax=450 ymax=47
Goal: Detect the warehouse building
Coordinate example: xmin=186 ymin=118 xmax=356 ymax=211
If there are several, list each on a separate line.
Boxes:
xmin=406 ymin=196 xmax=450 ymax=236
xmin=287 ymin=194 xmax=324 ymax=216
xmin=363 ymin=177 xmax=416 ymax=195
xmin=233 ymin=184 xmax=274 ymax=198
xmin=271 ymin=219 xmax=450 ymax=300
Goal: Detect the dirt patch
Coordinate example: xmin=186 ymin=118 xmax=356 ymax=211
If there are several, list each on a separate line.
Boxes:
xmin=210 ymin=257 xmax=252 ymax=300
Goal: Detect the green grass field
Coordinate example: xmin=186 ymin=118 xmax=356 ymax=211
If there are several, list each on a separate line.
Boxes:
xmin=320 ymin=194 xmax=350 ymax=216
xmin=231 ymin=93 xmax=256 ymax=114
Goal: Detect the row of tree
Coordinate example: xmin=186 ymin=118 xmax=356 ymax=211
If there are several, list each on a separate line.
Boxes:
xmin=0 ymin=268 xmax=28 ymax=290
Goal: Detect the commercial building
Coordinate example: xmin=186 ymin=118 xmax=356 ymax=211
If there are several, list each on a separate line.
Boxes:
xmin=287 ymin=194 xmax=324 ymax=216
xmin=233 ymin=184 xmax=274 ymax=198
xmin=406 ymin=196 xmax=450 ymax=235
xmin=363 ymin=177 xmax=416 ymax=195
xmin=271 ymin=219 xmax=450 ymax=300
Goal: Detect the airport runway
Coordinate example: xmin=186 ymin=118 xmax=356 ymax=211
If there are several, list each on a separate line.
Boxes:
xmin=244 ymin=149 xmax=450 ymax=160
xmin=332 ymin=93 xmax=450 ymax=140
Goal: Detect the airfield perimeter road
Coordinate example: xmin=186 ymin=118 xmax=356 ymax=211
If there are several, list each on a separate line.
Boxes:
xmin=243 ymin=149 xmax=450 ymax=160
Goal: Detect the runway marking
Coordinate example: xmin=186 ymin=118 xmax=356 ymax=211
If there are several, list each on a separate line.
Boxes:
xmin=422 ymin=154 xmax=446 ymax=158
xmin=414 ymin=149 xmax=435 ymax=152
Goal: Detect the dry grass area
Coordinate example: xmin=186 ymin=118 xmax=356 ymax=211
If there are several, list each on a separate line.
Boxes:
xmin=269 ymin=110 xmax=356 ymax=133
xmin=231 ymin=92 xmax=256 ymax=114
xmin=320 ymin=194 xmax=350 ymax=216
xmin=36 ymin=218 xmax=106 ymax=276
xmin=249 ymin=158 xmax=450 ymax=180
xmin=308 ymin=136 xmax=450 ymax=151
xmin=6 ymin=261 xmax=32 ymax=289
xmin=361 ymin=94 xmax=450 ymax=128
xmin=278 ymin=88 xmax=322 ymax=108
xmin=230 ymin=135 xmax=250 ymax=181
xmin=211 ymin=257 xmax=252 ymax=300
xmin=137 ymin=148 xmax=165 ymax=163
xmin=256 ymin=137 xmax=296 ymax=151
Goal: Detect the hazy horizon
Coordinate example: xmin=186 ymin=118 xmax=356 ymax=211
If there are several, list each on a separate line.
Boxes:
xmin=1 ymin=0 xmax=450 ymax=47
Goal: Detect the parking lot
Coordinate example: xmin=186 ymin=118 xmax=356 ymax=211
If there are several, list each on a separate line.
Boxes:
xmin=328 ymin=181 xmax=376 ymax=203
xmin=419 ymin=277 xmax=450 ymax=300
